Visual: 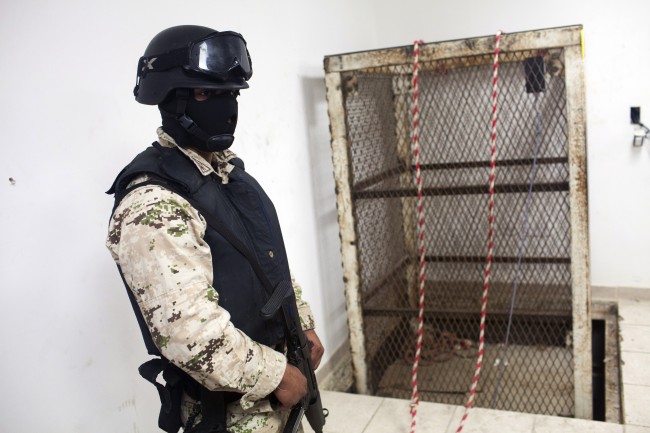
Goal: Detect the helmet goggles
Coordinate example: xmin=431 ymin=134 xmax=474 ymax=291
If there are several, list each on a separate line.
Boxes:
xmin=137 ymin=31 xmax=252 ymax=82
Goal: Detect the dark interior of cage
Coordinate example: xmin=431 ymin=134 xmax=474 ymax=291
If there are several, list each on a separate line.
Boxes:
xmin=346 ymin=53 xmax=577 ymax=415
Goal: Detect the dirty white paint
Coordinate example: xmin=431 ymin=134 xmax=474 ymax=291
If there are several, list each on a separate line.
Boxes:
xmin=324 ymin=71 xmax=369 ymax=394
xmin=564 ymin=38 xmax=593 ymax=420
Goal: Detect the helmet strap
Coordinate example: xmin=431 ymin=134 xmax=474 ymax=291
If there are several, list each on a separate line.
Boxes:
xmin=173 ymin=88 xmax=235 ymax=152
xmin=174 ymin=88 xmax=211 ymax=143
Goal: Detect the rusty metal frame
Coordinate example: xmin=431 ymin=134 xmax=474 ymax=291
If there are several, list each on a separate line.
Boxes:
xmin=325 ymin=71 xmax=369 ymax=394
xmin=563 ymin=31 xmax=592 ymax=419
xmin=324 ymin=25 xmax=591 ymax=416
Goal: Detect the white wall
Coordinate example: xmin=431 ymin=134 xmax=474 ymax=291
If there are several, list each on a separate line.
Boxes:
xmin=0 ymin=0 xmax=648 ymax=432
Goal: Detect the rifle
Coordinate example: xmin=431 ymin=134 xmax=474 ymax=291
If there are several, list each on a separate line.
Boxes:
xmin=280 ymin=297 xmax=328 ymax=433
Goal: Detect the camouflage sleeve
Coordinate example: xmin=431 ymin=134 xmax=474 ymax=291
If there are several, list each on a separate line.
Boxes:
xmin=290 ymin=276 xmax=316 ymax=330
xmin=106 ymin=184 xmax=286 ymax=409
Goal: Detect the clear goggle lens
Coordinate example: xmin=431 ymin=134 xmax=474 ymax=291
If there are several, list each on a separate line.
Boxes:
xmin=188 ymin=32 xmax=252 ymax=80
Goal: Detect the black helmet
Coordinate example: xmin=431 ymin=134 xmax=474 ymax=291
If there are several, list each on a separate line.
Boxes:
xmin=134 ymin=25 xmax=252 ymax=105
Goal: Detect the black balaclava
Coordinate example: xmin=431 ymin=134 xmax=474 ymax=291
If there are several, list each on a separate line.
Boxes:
xmin=159 ymin=89 xmax=238 ymax=152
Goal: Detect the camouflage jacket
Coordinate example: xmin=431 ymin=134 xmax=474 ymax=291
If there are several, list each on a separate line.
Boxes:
xmin=106 ymin=128 xmax=315 ymax=410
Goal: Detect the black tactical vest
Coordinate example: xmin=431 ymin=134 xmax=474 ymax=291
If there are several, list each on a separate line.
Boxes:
xmin=108 ymin=142 xmax=288 ymax=349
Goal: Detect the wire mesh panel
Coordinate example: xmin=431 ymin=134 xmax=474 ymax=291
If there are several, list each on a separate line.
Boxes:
xmin=325 ymin=26 xmax=590 ymax=418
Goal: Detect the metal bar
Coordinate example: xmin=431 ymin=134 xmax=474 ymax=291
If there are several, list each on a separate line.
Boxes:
xmin=422 ymin=255 xmax=570 ymax=264
xmin=325 ymin=71 xmax=369 ymax=394
xmin=564 ymin=38 xmax=593 ymax=419
xmin=324 ymin=25 xmax=583 ymax=73
xmin=352 ymin=182 xmax=569 ymax=199
xmin=419 ymin=156 xmax=568 ymax=171
xmin=363 ymin=307 xmax=573 ymax=319
xmin=352 ymin=157 xmax=569 ymax=192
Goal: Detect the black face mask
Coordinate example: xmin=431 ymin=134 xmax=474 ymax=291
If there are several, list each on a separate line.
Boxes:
xmin=159 ymin=91 xmax=239 ymax=152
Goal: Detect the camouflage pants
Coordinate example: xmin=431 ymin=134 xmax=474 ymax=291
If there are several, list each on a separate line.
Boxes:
xmin=182 ymin=392 xmax=303 ymax=433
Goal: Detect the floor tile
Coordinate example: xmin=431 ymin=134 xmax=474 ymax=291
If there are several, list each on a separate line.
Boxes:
xmin=618 ymin=299 xmax=650 ymax=326
xmin=626 ymin=426 xmax=650 ymax=433
xmin=593 ymin=286 xmax=619 ymax=301
xmin=618 ymin=288 xmax=650 ymax=302
xmin=620 ymin=352 xmax=650 ymax=387
xmin=448 ymin=406 xmax=535 ymax=433
xmin=306 ymin=391 xmax=635 ymax=433
xmin=619 ymin=324 xmax=650 ymax=353
xmin=533 ymin=415 xmax=622 ymax=433
xmin=362 ymin=397 xmax=456 ymax=433
xmin=622 ymin=384 xmax=650 ymax=426
xmin=303 ymin=390 xmax=383 ymax=433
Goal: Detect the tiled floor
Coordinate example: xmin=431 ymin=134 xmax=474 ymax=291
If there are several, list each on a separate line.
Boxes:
xmin=304 ymin=391 xmax=626 ymax=433
xmin=305 ymin=287 xmax=650 ymax=433
xmin=615 ymin=288 xmax=650 ymax=431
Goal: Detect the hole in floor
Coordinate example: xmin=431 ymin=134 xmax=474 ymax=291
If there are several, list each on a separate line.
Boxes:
xmin=367 ymin=301 xmax=622 ymax=422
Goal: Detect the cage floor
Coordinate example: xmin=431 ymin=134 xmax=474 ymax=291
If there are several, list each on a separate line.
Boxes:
xmin=376 ymin=343 xmax=574 ymax=416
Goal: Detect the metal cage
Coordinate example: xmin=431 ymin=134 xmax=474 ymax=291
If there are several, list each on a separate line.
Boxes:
xmin=324 ymin=25 xmax=591 ymax=418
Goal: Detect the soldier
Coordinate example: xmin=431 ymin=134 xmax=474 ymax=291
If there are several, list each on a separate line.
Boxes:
xmin=106 ymin=25 xmax=324 ymax=433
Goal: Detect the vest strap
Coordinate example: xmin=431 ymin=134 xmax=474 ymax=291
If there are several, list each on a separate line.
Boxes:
xmin=138 ymin=358 xmax=184 ymax=433
xmin=138 ymin=358 xmax=230 ymax=433
xmin=260 ymin=279 xmax=294 ymax=319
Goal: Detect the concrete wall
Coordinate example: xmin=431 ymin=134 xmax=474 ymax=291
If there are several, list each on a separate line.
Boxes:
xmin=0 ymin=0 xmax=648 ymax=431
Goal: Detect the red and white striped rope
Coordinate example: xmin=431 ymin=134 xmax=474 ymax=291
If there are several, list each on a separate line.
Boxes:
xmin=409 ymin=38 xmax=427 ymax=433
xmin=454 ymin=30 xmax=502 ymax=433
